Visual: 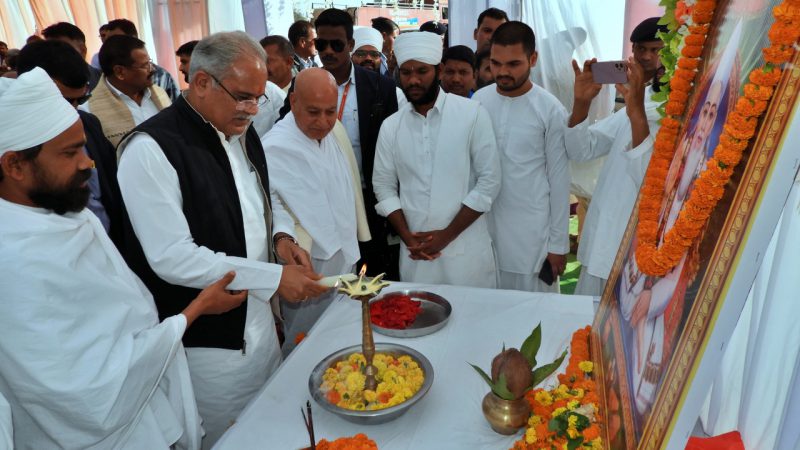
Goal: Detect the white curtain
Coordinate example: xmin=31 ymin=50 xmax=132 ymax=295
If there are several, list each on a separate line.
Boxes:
xmin=207 ymin=0 xmax=245 ymax=34
xmin=699 ymin=170 xmax=800 ymax=450
xmin=262 ymin=0 xmax=294 ymax=37
xmin=0 ymin=1 xmax=37 ymax=49
xmin=448 ymin=0 xmax=520 ymax=50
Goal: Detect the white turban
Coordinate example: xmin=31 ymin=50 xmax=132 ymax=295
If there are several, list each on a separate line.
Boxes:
xmin=0 ymin=67 xmax=79 ymax=156
xmin=353 ymin=27 xmax=384 ymax=53
xmin=394 ymin=31 xmax=442 ymax=67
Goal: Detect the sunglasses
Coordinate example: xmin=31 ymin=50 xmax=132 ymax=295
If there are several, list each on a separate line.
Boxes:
xmin=314 ymin=38 xmax=346 ymax=53
xmin=353 ymin=50 xmax=382 ymax=59
xmin=64 ymin=92 xmax=92 ymax=106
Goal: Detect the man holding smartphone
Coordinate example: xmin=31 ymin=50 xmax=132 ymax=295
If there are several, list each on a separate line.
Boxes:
xmin=565 ymin=17 xmax=665 ymax=296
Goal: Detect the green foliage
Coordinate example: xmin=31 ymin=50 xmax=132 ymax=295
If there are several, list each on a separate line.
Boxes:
xmin=469 ymin=364 xmax=516 ymax=400
xmin=531 ymin=349 xmax=568 ymax=387
xmin=520 ymin=323 xmax=542 ymax=368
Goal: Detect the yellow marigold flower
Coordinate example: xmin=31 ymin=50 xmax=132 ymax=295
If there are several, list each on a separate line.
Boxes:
xmin=567 ymin=399 xmax=580 ymax=410
xmin=579 ymin=361 xmax=594 ymax=373
xmin=528 ymin=415 xmax=543 ymax=426
xmin=572 ymin=388 xmax=585 ymax=399
xmin=534 ymin=390 xmax=554 ymax=406
xmin=363 ymin=390 xmax=377 ymax=403
xmin=567 ymin=427 xmax=579 ymax=439
xmin=591 ymin=438 xmax=603 ymax=450
xmin=525 ymin=427 xmax=538 ymax=444
xmin=552 ymin=407 xmax=567 ymax=417
xmin=568 ymin=415 xmax=578 ymax=427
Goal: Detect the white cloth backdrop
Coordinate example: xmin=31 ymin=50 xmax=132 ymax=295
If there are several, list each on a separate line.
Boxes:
xmin=699 ymin=170 xmax=800 ymax=450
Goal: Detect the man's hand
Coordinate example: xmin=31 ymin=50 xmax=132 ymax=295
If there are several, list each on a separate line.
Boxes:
xmin=183 ymin=272 xmax=248 ymax=326
xmin=616 ymin=57 xmax=650 ymax=148
xmin=546 ymin=252 xmax=568 ymax=277
xmin=274 ymin=233 xmax=313 ymax=270
xmin=568 ymin=58 xmax=602 ymax=127
xmin=408 ymin=230 xmax=452 ymax=260
xmin=277 ymin=265 xmax=328 ymax=302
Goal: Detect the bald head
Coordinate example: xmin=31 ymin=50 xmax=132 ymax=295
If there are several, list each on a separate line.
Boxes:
xmin=290 ymin=68 xmax=339 ymax=141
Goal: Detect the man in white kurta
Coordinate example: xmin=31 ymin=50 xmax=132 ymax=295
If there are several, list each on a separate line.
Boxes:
xmin=263 ymin=68 xmax=370 ymax=351
xmin=116 ymin=33 xmax=328 ymax=448
xmin=567 ymin=58 xmax=660 ymax=296
xmin=252 ymin=80 xmax=287 ymax=138
xmin=373 ymin=31 xmax=501 ymax=288
xmin=0 ymin=68 xmax=245 ymax=450
xmin=471 ymin=21 xmax=570 ymax=293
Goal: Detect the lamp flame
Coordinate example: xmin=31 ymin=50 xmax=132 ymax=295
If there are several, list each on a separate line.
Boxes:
xmin=359 ymin=264 xmax=367 ymax=277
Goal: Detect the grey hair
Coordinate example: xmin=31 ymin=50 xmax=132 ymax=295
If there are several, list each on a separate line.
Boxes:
xmin=188 ymin=31 xmax=267 ymax=82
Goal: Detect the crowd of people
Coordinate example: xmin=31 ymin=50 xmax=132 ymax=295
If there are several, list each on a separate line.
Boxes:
xmin=0 ymin=8 xmax=665 ymax=449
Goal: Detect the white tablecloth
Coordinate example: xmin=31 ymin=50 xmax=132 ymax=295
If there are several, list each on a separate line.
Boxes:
xmin=214 ymin=283 xmax=595 ymax=450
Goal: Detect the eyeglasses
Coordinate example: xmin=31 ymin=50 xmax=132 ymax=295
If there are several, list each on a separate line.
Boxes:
xmin=64 ymin=92 xmax=92 ymax=106
xmin=129 ymin=59 xmax=154 ymax=71
xmin=314 ymin=38 xmax=346 ymax=53
xmin=353 ymin=49 xmax=382 ymax=59
xmin=209 ymin=73 xmax=268 ymax=109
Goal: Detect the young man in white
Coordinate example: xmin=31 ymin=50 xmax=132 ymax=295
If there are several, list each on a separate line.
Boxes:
xmin=472 ymin=21 xmax=570 ymax=293
xmin=372 ymin=31 xmax=501 ymax=288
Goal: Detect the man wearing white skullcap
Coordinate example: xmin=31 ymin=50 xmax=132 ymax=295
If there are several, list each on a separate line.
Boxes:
xmin=0 ymin=67 xmax=247 ymax=449
xmin=372 ymin=31 xmax=501 ymax=287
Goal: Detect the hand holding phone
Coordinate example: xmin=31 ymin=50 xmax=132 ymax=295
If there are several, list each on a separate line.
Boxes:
xmin=591 ymin=60 xmax=628 ymax=84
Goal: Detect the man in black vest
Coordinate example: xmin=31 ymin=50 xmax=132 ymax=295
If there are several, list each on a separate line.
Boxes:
xmin=116 ymin=31 xmax=328 ymax=448
xmin=16 ymin=39 xmax=125 ymax=249
xmin=279 ymin=8 xmax=401 ymax=280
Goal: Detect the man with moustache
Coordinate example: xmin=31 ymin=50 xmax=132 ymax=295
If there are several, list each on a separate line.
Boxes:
xmin=351 ymin=27 xmax=385 ymax=73
xmin=260 ymin=35 xmax=295 ymax=93
xmin=373 ymin=31 xmax=501 ymax=288
xmin=474 ymin=7 xmax=508 ymax=53
xmin=289 ymin=20 xmax=319 ymax=72
xmin=472 ymin=21 xmax=570 ymax=293
xmin=263 ymin=68 xmax=370 ymax=352
xmin=116 ymin=31 xmax=327 ymax=448
xmin=280 ymin=8 xmax=401 ymax=280
xmin=80 ymin=35 xmax=171 ymax=147
xmin=0 ymin=67 xmax=248 ymax=450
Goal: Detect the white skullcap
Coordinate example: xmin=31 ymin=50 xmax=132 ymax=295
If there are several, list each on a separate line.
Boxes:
xmin=353 ymin=27 xmax=384 ymax=53
xmin=394 ymin=31 xmax=442 ymax=67
xmin=0 ymin=67 xmax=79 ymax=156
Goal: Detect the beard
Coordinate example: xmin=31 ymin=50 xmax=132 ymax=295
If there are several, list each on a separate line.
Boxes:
xmin=404 ymin=74 xmax=440 ymax=106
xmin=28 ymin=163 xmax=92 ymax=215
xmin=495 ymin=69 xmax=530 ymax=93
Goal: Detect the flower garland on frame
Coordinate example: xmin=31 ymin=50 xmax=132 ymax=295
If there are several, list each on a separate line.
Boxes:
xmin=635 ymin=0 xmax=800 ymax=276
xmin=511 ymin=326 xmax=602 ymax=450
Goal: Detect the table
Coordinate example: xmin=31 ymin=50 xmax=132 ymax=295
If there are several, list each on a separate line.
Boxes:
xmin=214 ymin=283 xmax=595 ymax=450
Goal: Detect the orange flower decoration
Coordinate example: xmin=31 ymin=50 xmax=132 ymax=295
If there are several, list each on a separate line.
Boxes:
xmin=316 ymin=433 xmax=378 ymax=450
xmin=635 ymin=0 xmax=798 ymax=276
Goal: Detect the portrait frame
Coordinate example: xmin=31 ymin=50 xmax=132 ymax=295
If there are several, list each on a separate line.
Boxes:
xmin=591 ymin=1 xmax=800 ymax=448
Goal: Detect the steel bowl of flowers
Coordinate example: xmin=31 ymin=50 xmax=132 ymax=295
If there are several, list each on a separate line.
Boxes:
xmin=308 ymin=342 xmax=434 ymax=425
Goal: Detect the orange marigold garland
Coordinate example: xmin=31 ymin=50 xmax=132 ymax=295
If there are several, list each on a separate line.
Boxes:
xmin=315 ymin=433 xmax=378 ymax=450
xmin=635 ymin=0 xmax=800 ymax=276
xmin=511 ymin=326 xmax=602 ymax=450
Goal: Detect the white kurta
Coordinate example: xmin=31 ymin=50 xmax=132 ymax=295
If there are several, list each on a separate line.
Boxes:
xmin=471 ymin=84 xmax=570 ymax=290
xmin=567 ymin=87 xmax=661 ymax=292
xmin=118 ymin=123 xmax=293 ymax=448
xmin=263 ymin=113 xmax=360 ymax=351
xmin=0 ymin=199 xmax=201 ymax=450
xmin=252 ymin=80 xmax=288 ymax=139
xmin=373 ymin=88 xmax=501 ymax=288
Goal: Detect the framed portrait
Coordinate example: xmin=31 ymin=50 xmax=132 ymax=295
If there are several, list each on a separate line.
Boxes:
xmin=591 ymin=0 xmax=800 ymax=448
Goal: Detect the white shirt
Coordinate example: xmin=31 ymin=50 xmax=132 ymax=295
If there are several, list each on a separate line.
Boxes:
xmin=79 ymin=78 xmax=161 ymax=125
xmin=263 ymin=112 xmax=359 ymax=266
xmin=0 ymin=199 xmax=201 ymax=450
xmin=565 ymin=86 xmax=661 ymax=279
xmin=338 ymin=64 xmax=362 ymax=184
xmin=252 ymin=80 xmax=288 ymax=139
xmin=472 ymin=84 xmax=570 ymax=275
xmin=373 ymin=89 xmax=500 ymax=286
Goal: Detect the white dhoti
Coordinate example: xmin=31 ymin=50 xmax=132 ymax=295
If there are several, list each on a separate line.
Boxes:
xmin=574 ymin=272 xmax=606 ymax=296
xmin=498 ymin=270 xmax=560 ymax=293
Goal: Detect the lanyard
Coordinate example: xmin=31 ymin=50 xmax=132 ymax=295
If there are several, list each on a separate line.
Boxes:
xmin=338 ymin=80 xmax=352 ymax=121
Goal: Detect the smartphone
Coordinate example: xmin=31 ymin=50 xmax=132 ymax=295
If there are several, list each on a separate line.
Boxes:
xmin=592 ymin=60 xmax=628 ymax=84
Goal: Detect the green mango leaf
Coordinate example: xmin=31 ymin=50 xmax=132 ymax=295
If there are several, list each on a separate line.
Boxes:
xmin=548 ymin=417 xmax=562 ymax=432
xmin=520 ymin=323 xmax=542 ymax=367
xmin=571 ymin=412 xmax=591 ymax=430
xmin=531 ymin=348 xmax=568 ymax=387
xmin=469 ymin=363 xmax=494 ymax=389
xmin=493 ymin=373 xmax=517 ymax=400
xmin=567 ymin=437 xmax=585 ymax=450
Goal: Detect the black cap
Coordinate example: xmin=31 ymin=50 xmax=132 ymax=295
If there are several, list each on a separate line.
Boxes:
xmin=630 ymin=17 xmax=668 ymax=43
xmin=420 ymin=21 xmax=447 ymax=35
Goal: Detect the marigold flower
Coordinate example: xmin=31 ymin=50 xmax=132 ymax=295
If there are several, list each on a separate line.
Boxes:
xmin=692 ymin=10 xmax=714 ymax=24
xmin=670 ymin=76 xmax=693 ymax=92
xmin=678 ymin=57 xmax=702 ymax=70
xmin=735 ymin=97 xmax=769 ymax=117
xmin=688 ymin=24 xmax=710 ymax=35
xmin=768 ymin=22 xmax=800 ymax=45
xmin=578 ymin=361 xmax=594 ymax=373
xmin=749 ymin=67 xmax=783 ymax=87
xmin=681 ymin=44 xmax=704 ymax=58
xmin=684 ymin=33 xmax=707 ymax=46
xmin=744 ymin=83 xmax=774 ymax=101
xmin=674 ymin=68 xmax=698 ymax=82
xmin=763 ymin=45 xmax=795 ymax=65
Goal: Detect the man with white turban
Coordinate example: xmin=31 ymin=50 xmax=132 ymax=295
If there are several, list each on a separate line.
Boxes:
xmin=351 ymin=27 xmax=385 ymax=73
xmin=0 ymin=67 xmax=247 ymax=449
xmin=372 ymin=31 xmax=501 ymax=287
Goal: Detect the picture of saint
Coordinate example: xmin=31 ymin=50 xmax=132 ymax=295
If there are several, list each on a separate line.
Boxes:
xmin=615 ymin=20 xmax=743 ymax=431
